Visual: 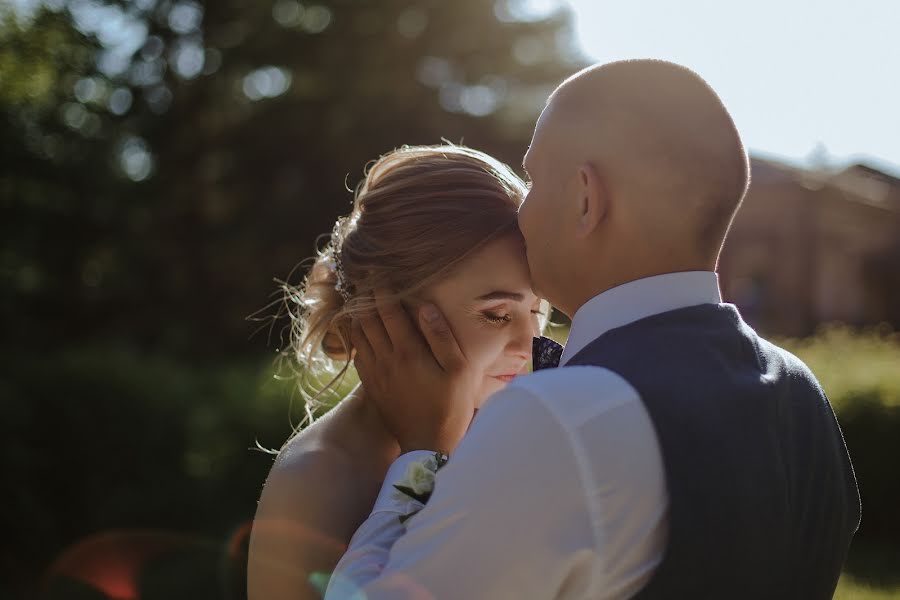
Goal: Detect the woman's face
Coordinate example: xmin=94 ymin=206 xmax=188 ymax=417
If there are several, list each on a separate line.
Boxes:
xmin=420 ymin=233 xmax=544 ymax=409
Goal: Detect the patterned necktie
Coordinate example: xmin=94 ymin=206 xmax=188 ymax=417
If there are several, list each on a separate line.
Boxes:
xmin=532 ymin=336 xmax=564 ymax=371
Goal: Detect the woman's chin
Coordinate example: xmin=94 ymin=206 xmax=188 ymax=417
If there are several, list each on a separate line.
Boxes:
xmin=476 ymin=377 xmax=512 ymax=409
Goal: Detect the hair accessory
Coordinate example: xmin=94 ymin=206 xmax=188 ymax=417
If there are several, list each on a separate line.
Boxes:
xmin=330 ymin=218 xmax=353 ymax=302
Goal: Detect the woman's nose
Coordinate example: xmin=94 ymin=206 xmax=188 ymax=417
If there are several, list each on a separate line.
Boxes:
xmin=507 ymin=316 xmax=534 ymax=359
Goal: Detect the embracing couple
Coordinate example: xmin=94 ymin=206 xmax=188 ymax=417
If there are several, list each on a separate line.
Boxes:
xmin=247 ymin=60 xmax=860 ymax=599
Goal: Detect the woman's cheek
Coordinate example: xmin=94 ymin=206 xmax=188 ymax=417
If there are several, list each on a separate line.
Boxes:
xmin=458 ymin=325 xmax=486 ymax=369
xmin=474 ymin=327 xmax=508 ymax=373
xmin=451 ymin=322 xmax=487 ymax=371
xmin=441 ymin=314 xmax=484 ymax=370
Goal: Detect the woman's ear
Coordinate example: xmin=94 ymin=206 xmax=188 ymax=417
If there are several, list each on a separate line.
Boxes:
xmin=322 ymin=319 xmax=352 ymax=360
xmin=575 ymin=162 xmax=608 ymax=237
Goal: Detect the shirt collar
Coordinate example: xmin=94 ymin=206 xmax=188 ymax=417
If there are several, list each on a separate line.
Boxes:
xmin=559 ymin=271 xmax=722 ymax=366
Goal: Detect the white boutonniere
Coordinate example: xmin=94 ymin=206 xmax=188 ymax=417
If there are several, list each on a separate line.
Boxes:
xmin=392 ymin=452 xmax=448 ymax=524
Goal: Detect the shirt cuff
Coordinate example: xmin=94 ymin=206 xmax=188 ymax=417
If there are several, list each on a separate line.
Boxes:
xmin=372 ymin=450 xmax=435 ymax=513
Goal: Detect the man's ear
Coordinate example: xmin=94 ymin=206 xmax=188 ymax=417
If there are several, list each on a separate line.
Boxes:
xmin=575 ymin=163 xmax=607 ymax=237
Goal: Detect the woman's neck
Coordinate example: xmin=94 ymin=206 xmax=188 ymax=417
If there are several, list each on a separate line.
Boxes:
xmin=339 ymin=386 xmax=401 ymax=467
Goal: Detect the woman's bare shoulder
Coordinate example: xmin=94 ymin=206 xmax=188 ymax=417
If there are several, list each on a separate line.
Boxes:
xmin=259 ymin=432 xmax=357 ymax=514
xmin=247 ymin=433 xmax=360 ymax=600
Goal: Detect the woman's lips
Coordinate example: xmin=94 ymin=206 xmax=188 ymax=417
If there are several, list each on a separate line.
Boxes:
xmin=491 ymin=374 xmax=518 ymax=383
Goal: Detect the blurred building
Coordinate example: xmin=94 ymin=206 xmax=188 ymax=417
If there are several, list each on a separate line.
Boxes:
xmin=719 ymin=157 xmax=900 ymax=336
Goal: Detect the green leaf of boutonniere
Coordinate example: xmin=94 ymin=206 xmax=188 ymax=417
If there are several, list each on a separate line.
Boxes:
xmin=393 ymin=484 xmax=431 ymax=504
xmin=398 ymin=509 xmax=421 ymax=525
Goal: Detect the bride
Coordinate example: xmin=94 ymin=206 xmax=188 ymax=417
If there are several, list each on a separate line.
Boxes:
xmin=247 ymin=144 xmax=549 ymax=600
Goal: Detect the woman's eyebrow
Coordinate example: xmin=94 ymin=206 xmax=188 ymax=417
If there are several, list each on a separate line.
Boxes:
xmin=474 ymin=291 xmax=525 ymax=302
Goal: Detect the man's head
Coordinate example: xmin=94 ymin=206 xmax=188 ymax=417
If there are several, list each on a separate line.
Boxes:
xmin=518 ymin=59 xmax=750 ymax=317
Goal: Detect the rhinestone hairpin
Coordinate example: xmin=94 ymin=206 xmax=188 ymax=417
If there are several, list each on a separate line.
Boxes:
xmin=333 ymin=247 xmax=352 ymax=302
xmin=330 ymin=218 xmax=353 ymax=302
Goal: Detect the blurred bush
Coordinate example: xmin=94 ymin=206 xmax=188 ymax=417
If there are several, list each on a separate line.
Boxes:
xmin=780 ymin=325 xmax=900 ymax=548
xmin=1 ymin=344 xmax=298 ymax=599
xmin=780 ymin=324 xmax=900 ymax=411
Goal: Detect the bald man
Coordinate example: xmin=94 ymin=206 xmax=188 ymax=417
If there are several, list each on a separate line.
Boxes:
xmin=326 ymin=60 xmax=860 ymax=600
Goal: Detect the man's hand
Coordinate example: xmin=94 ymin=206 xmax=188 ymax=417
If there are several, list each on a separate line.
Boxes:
xmin=350 ymin=291 xmax=480 ymax=456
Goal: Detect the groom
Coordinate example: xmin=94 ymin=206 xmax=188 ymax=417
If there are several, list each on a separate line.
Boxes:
xmin=326 ymin=60 xmax=860 ymax=599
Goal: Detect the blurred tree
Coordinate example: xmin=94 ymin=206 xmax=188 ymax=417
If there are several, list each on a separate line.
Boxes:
xmin=1 ymin=2 xmax=583 ymax=596
xmin=1 ymin=0 xmax=583 ymax=359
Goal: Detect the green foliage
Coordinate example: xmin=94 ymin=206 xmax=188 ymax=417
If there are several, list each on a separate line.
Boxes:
xmin=780 ymin=325 xmax=900 ymax=548
xmin=834 ymin=575 xmax=900 ymax=600
xmin=2 ymin=2 xmax=582 ymax=594
xmin=779 ymin=324 xmax=900 ymax=411
xmin=0 ymin=6 xmax=143 ymax=361
xmin=0 ymin=344 xmax=298 ymax=598
xmin=0 ymin=11 xmax=86 ymax=111
xmin=1 ymin=0 xmax=582 ymax=359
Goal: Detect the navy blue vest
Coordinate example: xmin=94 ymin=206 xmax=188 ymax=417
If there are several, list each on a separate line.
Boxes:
xmin=566 ymin=303 xmax=860 ymax=599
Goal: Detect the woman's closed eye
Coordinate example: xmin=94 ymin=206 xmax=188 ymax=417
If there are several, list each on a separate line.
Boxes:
xmin=480 ymin=311 xmax=512 ymax=325
xmin=480 ymin=307 xmax=546 ymax=325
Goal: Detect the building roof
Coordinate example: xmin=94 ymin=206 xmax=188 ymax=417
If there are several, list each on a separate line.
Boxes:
xmin=831 ymin=163 xmax=900 ymax=212
xmin=748 ymin=155 xmax=900 ymax=214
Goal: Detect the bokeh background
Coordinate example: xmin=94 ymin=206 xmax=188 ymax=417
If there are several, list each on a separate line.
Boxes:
xmin=2 ymin=0 xmax=898 ymax=598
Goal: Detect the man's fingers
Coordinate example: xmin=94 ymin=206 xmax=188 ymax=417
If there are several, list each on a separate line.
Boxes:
xmin=350 ymin=320 xmax=374 ymax=374
xmin=354 ymin=351 xmax=375 ymax=389
xmin=374 ymin=288 xmax=421 ymax=350
xmin=418 ymin=303 xmax=466 ymax=373
xmin=358 ymin=311 xmax=392 ymax=357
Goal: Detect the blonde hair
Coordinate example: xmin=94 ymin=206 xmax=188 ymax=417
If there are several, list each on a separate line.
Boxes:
xmin=280 ymin=144 xmax=528 ymax=423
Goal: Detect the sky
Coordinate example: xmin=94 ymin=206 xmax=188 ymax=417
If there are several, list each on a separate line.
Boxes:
xmin=548 ymin=0 xmax=900 ymax=173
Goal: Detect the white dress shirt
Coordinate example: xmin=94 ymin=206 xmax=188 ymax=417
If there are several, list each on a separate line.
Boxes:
xmin=325 ymin=271 xmax=723 ymax=600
